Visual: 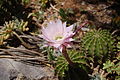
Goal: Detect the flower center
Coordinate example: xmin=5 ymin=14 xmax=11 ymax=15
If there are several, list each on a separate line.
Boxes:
xmin=55 ymin=36 xmax=63 ymax=40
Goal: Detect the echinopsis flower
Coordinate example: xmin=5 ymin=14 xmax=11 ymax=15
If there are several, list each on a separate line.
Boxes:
xmin=40 ymin=19 xmax=75 ymax=51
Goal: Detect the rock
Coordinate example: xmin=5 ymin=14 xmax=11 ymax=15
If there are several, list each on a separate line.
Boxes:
xmin=0 ymin=59 xmax=58 ymax=80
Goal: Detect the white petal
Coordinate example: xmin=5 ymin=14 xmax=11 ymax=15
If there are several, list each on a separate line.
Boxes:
xmin=59 ymin=46 xmax=63 ymax=52
xmin=53 ymin=43 xmax=61 ymax=48
xmin=67 ymin=44 xmax=72 ymax=48
xmin=56 ymin=19 xmax=64 ymax=34
xmin=42 ymin=25 xmax=56 ymax=40
xmin=81 ymin=27 xmax=90 ymax=31
xmin=41 ymin=27 xmax=55 ymax=41
xmin=39 ymin=34 xmax=49 ymax=41
xmin=63 ymin=22 xmax=66 ymax=30
xmin=66 ymin=25 xmax=74 ymax=32
xmin=47 ymin=19 xmax=63 ymax=37
xmin=69 ymin=38 xmax=74 ymax=41
xmin=41 ymin=19 xmax=75 ymax=50
xmin=63 ymin=22 xmax=66 ymax=28
xmin=62 ymin=24 xmax=74 ymax=38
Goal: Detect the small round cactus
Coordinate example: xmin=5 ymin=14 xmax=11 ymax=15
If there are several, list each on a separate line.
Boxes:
xmin=81 ymin=29 xmax=114 ymax=57
xmin=55 ymin=50 xmax=89 ymax=77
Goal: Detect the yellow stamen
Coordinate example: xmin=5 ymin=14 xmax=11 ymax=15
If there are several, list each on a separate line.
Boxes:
xmin=55 ymin=36 xmax=63 ymax=40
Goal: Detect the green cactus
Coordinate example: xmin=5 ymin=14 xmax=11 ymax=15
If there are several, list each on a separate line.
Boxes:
xmin=117 ymin=37 xmax=120 ymax=51
xmin=0 ymin=19 xmax=28 ymax=45
xmin=55 ymin=50 xmax=89 ymax=77
xmin=13 ymin=19 xmax=28 ymax=31
xmin=81 ymin=29 xmax=114 ymax=58
xmin=103 ymin=60 xmax=120 ymax=75
xmin=103 ymin=56 xmax=120 ymax=80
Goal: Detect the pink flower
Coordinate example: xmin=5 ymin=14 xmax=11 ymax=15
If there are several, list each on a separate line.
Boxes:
xmin=40 ymin=19 xmax=75 ymax=51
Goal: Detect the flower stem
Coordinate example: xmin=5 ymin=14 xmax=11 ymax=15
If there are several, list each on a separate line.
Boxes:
xmin=62 ymin=45 xmax=74 ymax=67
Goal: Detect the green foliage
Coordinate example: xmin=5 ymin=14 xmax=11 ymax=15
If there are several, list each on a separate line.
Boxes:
xmin=27 ymin=0 xmax=50 ymax=22
xmin=29 ymin=10 xmax=45 ymax=22
xmin=103 ymin=56 xmax=120 ymax=80
xmin=59 ymin=8 xmax=74 ymax=20
xmin=89 ymin=74 xmax=106 ymax=80
xmin=43 ymin=46 xmax=56 ymax=61
xmin=81 ymin=29 xmax=114 ymax=58
xmin=13 ymin=19 xmax=29 ymax=31
xmin=55 ymin=50 xmax=89 ymax=77
xmin=59 ymin=8 xmax=75 ymax=23
xmin=117 ymin=37 xmax=120 ymax=51
xmin=103 ymin=59 xmax=120 ymax=75
xmin=40 ymin=0 xmax=48 ymax=8
xmin=39 ymin=45 xmax=61 ymax=61
xmin=0 ymin=19 xmax=28 ymax=45
xmin=117 ymin=42 xmax=120 ymax=51
xmin=115 ymin=76 xmax=120 ymax=80
xmin=22 ymin=0 xmax=30 ymax=5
